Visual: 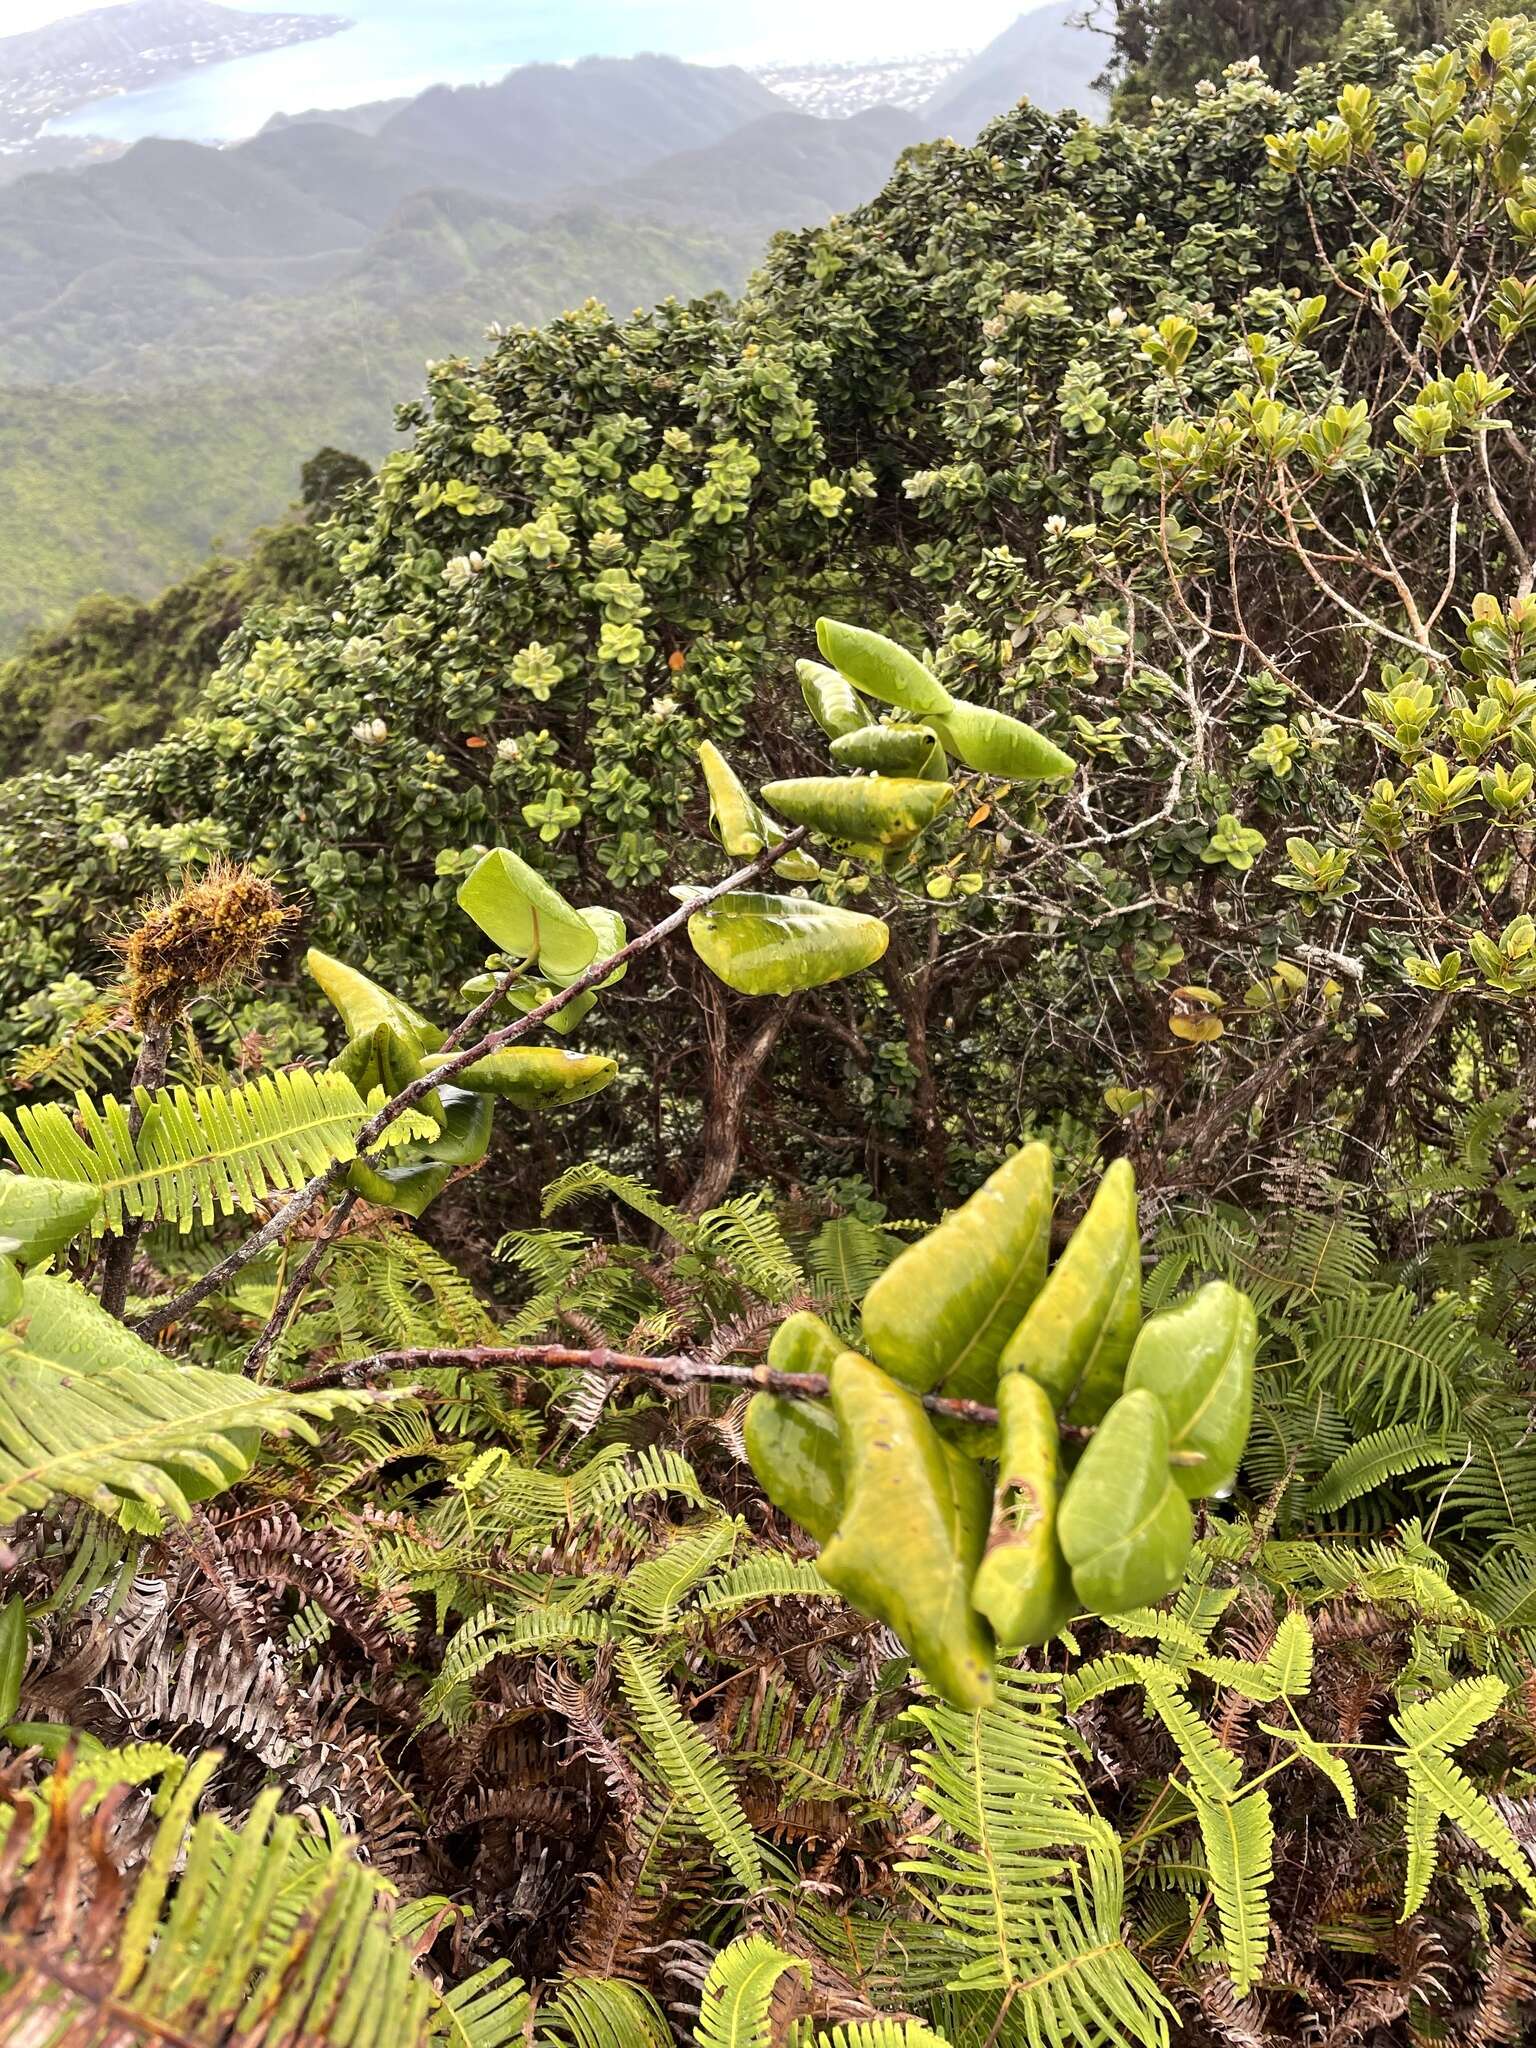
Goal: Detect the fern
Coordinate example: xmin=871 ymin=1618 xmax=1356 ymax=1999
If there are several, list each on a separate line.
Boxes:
xmin=793 ymin=2027 xmax=952 ymax=2048
xmin=1142 ymin=1676 xmax=1242 ymax=1801
xmin=694 ymin=1553 xmax=831 ymax=1616
xmin=1257 ymin=1722 xmax=1356 ymax=1815
xmin=1390 ymin=1678 xmax=1536 ymax=1917
xmin=1308 ymin=1424 xmax=1451 ymax=1512
xmin=617 ymin=1644 xmax=762 ymax=1893
xmin=695 ymin=1192 xmax=803 ymax=1299
xmin=900 ymin=1668 xmax=1171 ymax=2046
xmin=0 ymin=1069 xmax=401 ymax=1232
xmin=540 ymin=1163 xmax=693 ymax=1241
xmin=618 ymin=1517 xmax=740 ymax=1632
xmin=0 ymin=1272 xmax=372 ymax=1525
xmin=536 ymin=1978 xmax=672 ymax=2048
xmin=804 ymin=1215 xmax=898 ymax=1309
xmin=1191 ymin=1785 xmax=1273 ymax=1997
xmin=697 ymin=1935 xmax=811 ymax=2048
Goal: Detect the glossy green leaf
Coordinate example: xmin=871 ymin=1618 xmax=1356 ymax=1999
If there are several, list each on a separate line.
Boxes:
xmin=971 ymin=1372 xmax=1075 ymax=1648
xmin=815 ymin=618 xmax=952 ymax=717
xmin=0 ymin=1171 xmax=102 ymax=1265
xmin=688 ymin=891 xmax=889 ymax=995
xmin=798 ymin=658 xmax=873 ymax=739
xmin=760 ymin=776 xmax=953 ymax=852
xmin=1124 ymin=1280 xmax=1257 ymax=1498
xmin=816 ymin=1350 xmax=995 ymax=1710
xmin=767 ymin=1307 xmax=844 ymax=1376
xmin=456 ymin=848 xmax=600 ymax=982
xmin=861 ymin=1143 xmax=1052 ymax=1402
xmin=998 ymin=1158 xmax=1141 ymax=1426
xmin=744 ymin=1393 xmax=845 ymax=1544
xmin=830 ymin=725 xmax=947 ymax=779
xmin=1058 ymin=1388 xmax=1193 ymax=1613
xmin=929 ymin=698 xmax=1076 ymax=782
xmin=496 ymin=981 xmax=598 ymax=1035
xmin=422 ymin=1046 xmax=615 ymax=1110
xmin=0 ymin=1596 xmax=25 ymax=1726
xmin=348 ymin=1085 xmax=493 ymax=1218
xmin=0 ymin=1259 xmax=19 ymax=1325
xmin=332 ymin=1019 xmax=436 ymax=1113
xmin=306 ymin=948 xmax=444 ymax=1053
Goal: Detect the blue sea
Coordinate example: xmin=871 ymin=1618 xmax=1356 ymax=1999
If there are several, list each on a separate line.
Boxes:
xmin=48 ymin=0 xmax=1020 ymax=142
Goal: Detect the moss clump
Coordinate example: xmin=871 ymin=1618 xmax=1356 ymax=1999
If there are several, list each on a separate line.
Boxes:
xmin=119 ymin=864 xmax=297 ymax=1027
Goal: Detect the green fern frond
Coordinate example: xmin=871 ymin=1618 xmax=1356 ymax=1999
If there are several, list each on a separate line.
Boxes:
xmin=1309 ymin=1424 xmax=1450 ymax=1512
xmin=794 ymin=2025 xmax=952 ymax=2048
xmin=1 ymin=1069 xmax=387 ymax=1232
xmin=1063 ymin=1653 xmax=1169 ymax=1709
xmin=618 ymin=1517 xmax=741 ymax=1632
xmin=697 ymin=1935 xmax=810 ymax=2048
xmin=1258 ymin=1723 xmax=1355 ymax=1815
xmin=540 ymin=1163 xmax=694 ymax=1241
xmin=1263 ymin=1612 xmax=1314 ymax=1697
xmin=1390 ymin=1676 xmax=1536 ymax=1915
xmin=694 ymin=1553 xmax=832 ymax=1616
xmin=617 ymin=1644 xmax=762 ymax=1893
xmin=899 ymin=1668 xmax=1171 ymax=2045
xmin=1191 ymin=1785 xmax=1273 ymax=1997
xmin=804 ymin=1215 xmax=898 ymax=1308
xmin=537 ymin=1977 xmax=672 ymax=2048
xmin=1143 ymin=1678 xmax=1242 ymax=1801
xmin=696 ymin=1192 xmax=803 ymax=1299
xmin=0 ymin=1272 xmax=373 ymax=1526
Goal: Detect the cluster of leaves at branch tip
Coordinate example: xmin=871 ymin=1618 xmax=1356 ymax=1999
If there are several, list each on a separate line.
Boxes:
xmin=688 ymin=617 xmax=1075 ymax=995
xmin=746 ymin=1147 xmax=1257 ymax=1707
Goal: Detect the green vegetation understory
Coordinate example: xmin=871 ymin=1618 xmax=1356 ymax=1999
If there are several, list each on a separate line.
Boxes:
xmin=7 ymin=9 xmax=1536 ymax=2044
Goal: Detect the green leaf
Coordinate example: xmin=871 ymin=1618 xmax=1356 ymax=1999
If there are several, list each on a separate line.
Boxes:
xmin=348 ymin=1084 xmax=494 ymax=1217
xmin=1257 ymin=1721 xmax=1355 ymax=1814
xmin=929 ymin=697 xmax=1076 ymax=782
xmin=305 ymin=947 xmax=444 ymax=1051
xmin=0 ymin=1595 xmax=26 ymax=1724
xmin=457 ymin=848 xmax=600 ymax=981
xmin=830 ymin=724 xmax=947 ymax=779
xmin=999 ymin=1158 xmax=1141 ymax=1426
xmin=971 ymin=1371 xmax=1075 ymax=1648
xmin=816 ymin=1350 xmax=995 ymax=1710
xmin=744 ymin=1392 xmax=845 ymax=1544
xmin=760 ymin=775 xmax=954 ymax=852
xmin=1123 ymin=1281 xmax=1256 ymax=1497
xmin=0 ymin=1171 xmax=102 ymax=1263
xmin=688 ymin=891 xmax=889 ymax=995
xmin=1264 ymin=1612 xmax=1314 ymax=1697
xmin=422 ymin=1047 xmax=616 ymax=1109
xmin=815 ymin=617 xmax=952 ymax=717
xmin=798 ymin=657 xmax=873 ymax=738
xmin=861 ymin=1143 xmax=1052 ymax=1402
xmin=698 ymin=742 xmax=819 ymax=881
xmin=1192 ymin=1784 xmax=1273 ymax=1997
xmin=1058 ymin=1390 xmax=1192 ymax=1613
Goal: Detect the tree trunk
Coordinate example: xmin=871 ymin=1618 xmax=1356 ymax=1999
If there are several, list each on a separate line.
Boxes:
xmin=684 ymin=993 xmax=792 ymax=1214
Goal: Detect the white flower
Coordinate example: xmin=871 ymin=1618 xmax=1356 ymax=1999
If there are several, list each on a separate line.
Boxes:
xmin=1106 ymin=305 xmax=1127 ymax=330
xmin=648 ymin=694 xmax=679 ymax=720
xmin=1044 ymin=514 xmax=1069 ymax=540
xmin=496 ymin=736 xmax=521 ymax=762
xmin=351 ymin=718 xmax=388 ymax=746
xmin=1196 ymin=77 xmax=1217 ymax=98
xmin=979 ymin=355 xmax=1006 ymax=379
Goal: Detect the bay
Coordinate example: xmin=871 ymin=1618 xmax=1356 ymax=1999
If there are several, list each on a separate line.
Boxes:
xmin=48 ymin=0 xmax=1017 ymax=143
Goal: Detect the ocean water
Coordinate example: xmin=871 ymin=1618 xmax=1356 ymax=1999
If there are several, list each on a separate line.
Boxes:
xmin=48 ymin=0 xmax=1020 ymax=142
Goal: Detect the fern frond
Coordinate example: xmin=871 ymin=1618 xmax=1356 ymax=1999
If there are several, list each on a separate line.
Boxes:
xmin=1 ymin=1069 xmax=383 ymax=1232
xmin=899 ymin=1668 xmax=1171 ymax=2046
xmin=616 ymin=1644 xmax=762 ymax=1893
xmin=794 ymin=2026 xmax=952 ymax=2048
xmin=1257 ymin=1722 xmax=1356 ymax=1815
xmin=697 ymin=1935 xmax=810 ymax=2048
xmin=0 ymin=1273 xmax=372 ymax=1525
xmin=694 ymin=1553 xmax=831 ymax=1616
xmin=540 ymin=1164 xmax=693 ymax=1242
xmin=1192 ymin=1785 xmax=1273 ymax=1996
xmin=1390 ymin=1677 xmax=1536 ymax=1915
xmin=537 ymin=1977 xmax=672 ymax=2048
xmin=696 ymin=1191 xmax=802 ymax=1299
xmin=617 ymin=1517 xmax=740 ymax=1632
xmin=1143 ymin=1678 xmax=1243 ymax=1801
xmin=1309 ymin=1425 xmax=1450 ymax=1512
xmin=804 ymin=1215 xmax=898 ymax=1309
xmin=1262 ymin=1613 xmax=1313 ymax=1698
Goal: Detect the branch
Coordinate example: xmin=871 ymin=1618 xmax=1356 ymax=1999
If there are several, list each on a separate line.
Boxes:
xmin=290 ymin=1339 xmax=1205 ymax=1461
xmin=134 ymin=829 xmax=809 ymax=1341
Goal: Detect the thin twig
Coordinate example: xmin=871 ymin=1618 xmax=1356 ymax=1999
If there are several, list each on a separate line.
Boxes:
xmin=133 ymin=830 xmax=809 ymax=1341
xmin=245 ymin=1188 xmax=360 ymax=1379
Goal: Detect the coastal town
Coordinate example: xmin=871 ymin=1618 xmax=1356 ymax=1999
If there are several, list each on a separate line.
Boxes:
xmin=0 ymin=0 xmax=349 ymax=155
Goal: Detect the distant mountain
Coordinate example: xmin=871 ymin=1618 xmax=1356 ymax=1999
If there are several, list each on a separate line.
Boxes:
xmin=926 ymin=3 xmax=1108 ymax=137
xmin=585 ymin=107 xmax=923 ymax=234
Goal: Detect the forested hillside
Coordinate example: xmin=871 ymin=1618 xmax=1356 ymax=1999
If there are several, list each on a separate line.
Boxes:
xmin=4 ymin=10 xmax=1536 ymax=2044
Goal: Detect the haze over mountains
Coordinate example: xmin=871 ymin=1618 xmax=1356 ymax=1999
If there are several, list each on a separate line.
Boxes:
xmin=0 ymin=2 xmax=1104 ymax=647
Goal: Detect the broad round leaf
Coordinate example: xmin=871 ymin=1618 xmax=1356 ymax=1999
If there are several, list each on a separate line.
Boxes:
xmin=688 ymin=892 xmax=889 ymax=995
xmin=306 ymin=949 xmax=444 ymax=1053
xmin=1058 ymin=1387 xmax=1193 ymax=1613
xmin=457 ymin=849 xmax=599 ymax=982
xmin=760 ymin=776 xmax=953 ymax=851
xmin=423 ymin=1046 xmax=616 ymax=1109
xmin=929 ymin=698 xmax=1076 ymax=782
xmin=829 ymin=725 xmax=947 ymax=778
xmin=998 ymin=1157 xmax=1140 ymax=1426
xmin=0 ymin=1172 xmax=102 ymax=1266
xmin=797 ymin=658 xmax=872 ymax=738
xmin=971 ymin=1372 xmax=1076 ymax=1648
xmin=744 ymin=1392 xmax=845 ymax=1544
xmin=815 ymin=618 xmax=952 ymax=717
xmin=1124 ymin=1280 xmax=1257 ymax=1498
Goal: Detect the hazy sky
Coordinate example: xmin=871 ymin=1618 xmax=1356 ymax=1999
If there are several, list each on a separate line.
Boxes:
xmin=6 ymin=0 xmax=1024 ymax=49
